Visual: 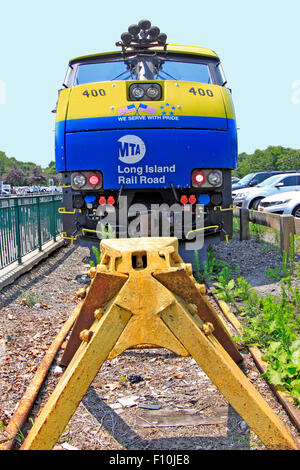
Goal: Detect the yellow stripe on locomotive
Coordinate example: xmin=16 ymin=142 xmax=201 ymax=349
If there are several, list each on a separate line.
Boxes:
xmin=62 ymin=81 xmax=232 ymax=123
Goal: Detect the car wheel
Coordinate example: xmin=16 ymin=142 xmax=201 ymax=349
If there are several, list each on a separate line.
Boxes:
xmin=251 ymin=198 xmax=263 ymax=210
xmin=292 ymin=205 xmax=300 ymax=218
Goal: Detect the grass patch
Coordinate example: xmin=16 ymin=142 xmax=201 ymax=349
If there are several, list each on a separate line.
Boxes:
xmin=193 ymin=244 xmax=300 ymax=407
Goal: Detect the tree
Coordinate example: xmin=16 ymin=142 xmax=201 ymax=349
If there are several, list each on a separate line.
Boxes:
xmin=234 ymin=146 xmax=300 ymax=178
xmin=3 ymin=164 xmax=25 ymax=185
xmin=27 ymin=165 xmax=47 ymax=185
xmin=44 ymin=161 xmax=57 ymax=175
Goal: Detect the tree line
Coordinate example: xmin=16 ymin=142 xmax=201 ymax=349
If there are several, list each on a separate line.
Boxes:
xmin=1 ymin=145 xmax=299 ymax=185
xmin=0 ymin=151 xmax=59 ymax=186
xmin=233 ymin=146 xmax=300 ymax=178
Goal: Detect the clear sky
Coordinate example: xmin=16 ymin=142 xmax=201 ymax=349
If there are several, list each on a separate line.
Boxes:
xmin=1 ymin=0 xmax=299 ymax=168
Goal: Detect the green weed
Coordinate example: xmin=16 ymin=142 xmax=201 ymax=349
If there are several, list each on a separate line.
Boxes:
xmin=199 ymin=245 xmax=300 ymax=407
xmin=89 ymin=224 xmax=115 ymax=267
xmin=18 ymin=290 xmax=42 ymax=307
xmin=193 ymin=246 xmax=230 ymax=282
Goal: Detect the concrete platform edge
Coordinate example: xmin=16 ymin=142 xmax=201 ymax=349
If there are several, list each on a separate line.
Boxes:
xmin=0 ymin=239 xmax=65 ymax=291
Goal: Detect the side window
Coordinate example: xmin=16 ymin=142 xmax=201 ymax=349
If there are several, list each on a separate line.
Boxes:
xmin=216 ymin=62 xmax=227 ymax=86
xmin=252 ymin=174 xmax=268 ymax=184
xmin=281 ymin=176 xmax=298 ymax=186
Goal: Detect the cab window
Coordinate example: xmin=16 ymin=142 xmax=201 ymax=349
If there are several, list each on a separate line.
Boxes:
xmin=156 ymin=61 xmax=211 ymax=83
xmin=74 ymin=56 xmax=213 ymax=85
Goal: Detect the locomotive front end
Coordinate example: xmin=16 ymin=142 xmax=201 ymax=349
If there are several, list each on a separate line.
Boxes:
xmin=55 ymin=20 xmax=238 ymax=249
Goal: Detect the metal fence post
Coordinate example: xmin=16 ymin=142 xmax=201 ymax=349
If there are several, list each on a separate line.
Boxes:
xmin=37 ymin=196 xmax=42 ymax=251
xmin=52 ymin=195 xmax=57 ymax=242
xmin=14 ymin=199 xmax=22 ymax=264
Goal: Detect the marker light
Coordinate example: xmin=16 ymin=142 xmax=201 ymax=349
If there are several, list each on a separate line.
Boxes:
xmin=189 ymin=195 xmax=197 ymax=205
xmin=99 ymin=196 xmax=106 ymax=205
xmin=180 ymin=195 xmax=188 ymax=205
xmin=88 ymin=174 xmax=100 ymax=186
xmin=198 ymin=194 xmax=210 ymax=205
xmin=193 ymin=172 xmax=205 ymax=184
xmin=107 ymin=196 xmax=115 ymax=205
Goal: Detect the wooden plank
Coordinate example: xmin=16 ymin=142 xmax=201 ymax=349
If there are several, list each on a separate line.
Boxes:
xmin=280 ymin=215 xmax=295 ymax=255
xmin=239 ymin=208 xmax=250 ymax=241
xmin=249 ymin=210 xmax=281 ymax=231
xmin=294 ymin=217 xmax=300 ymax=236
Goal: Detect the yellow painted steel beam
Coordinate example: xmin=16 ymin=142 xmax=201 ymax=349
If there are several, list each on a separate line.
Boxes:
xmin=61 ymin=270 xmax=129 ymax=366
xmin=20 ymin=237 xmax=299 ymax=450
xmin=20 ymin=304 xmax=132 ymax=450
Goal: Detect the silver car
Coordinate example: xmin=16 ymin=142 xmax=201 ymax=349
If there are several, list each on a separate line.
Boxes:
xmin=233 ymin=173 xmax=300 ymax=210
xmin=258 ymin=190 xmax=300 ymax=218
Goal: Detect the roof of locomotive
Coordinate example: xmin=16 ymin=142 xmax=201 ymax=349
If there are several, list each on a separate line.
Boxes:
xmin=69 ymin=44 xmax=219 ymax=65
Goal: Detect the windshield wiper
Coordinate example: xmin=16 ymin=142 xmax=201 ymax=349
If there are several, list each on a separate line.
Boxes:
xmin=157 ymin=70 xmax=178 ymax=80
xmin=110 ymin=70 xmax=132 ymax=81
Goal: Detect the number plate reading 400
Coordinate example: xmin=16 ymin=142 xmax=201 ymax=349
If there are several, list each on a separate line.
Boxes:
xmin=82 ymin=89 xmax=106 ymax=98
xmin=189 ymin=87 xmax=214 ymax=97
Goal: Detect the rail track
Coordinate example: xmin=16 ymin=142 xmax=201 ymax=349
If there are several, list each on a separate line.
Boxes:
xmin=0 ymin=240 xmax=299 ymax=451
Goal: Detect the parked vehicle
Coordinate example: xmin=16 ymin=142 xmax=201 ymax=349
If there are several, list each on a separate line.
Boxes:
xmin=258 ymin=190 xmax=300 ymax=218
xmin=231 ymin=176 xmax=240 ymax=184
xmin=232 ymin=171 xmax=294 ymax=194
xmin=1 ymin=184 xmax=11 ymax=195
xmin=233 ymin=173 xmax=300 ymax=209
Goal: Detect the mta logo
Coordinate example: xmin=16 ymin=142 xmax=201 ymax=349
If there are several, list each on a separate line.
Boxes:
xmin=118 ymin=135 xmax=146 ymax=164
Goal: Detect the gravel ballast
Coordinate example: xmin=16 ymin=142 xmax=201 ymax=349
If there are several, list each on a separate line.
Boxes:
xmin=0 ymin=237 xmax=299 ymax=451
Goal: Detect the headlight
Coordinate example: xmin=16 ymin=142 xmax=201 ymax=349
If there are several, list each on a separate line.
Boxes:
xmin=131 ymin=86 xmax=145 ymax=99
xmin=191 ymin=169 xmax=222 ymax=188
xmin=146 ymin=85 xmax=160 ymax=99
xmin=272 ymin=199 xmax=291 ymax=205
xmin=129 ymin=83 xmax=162 ymax=101
xmin=73 ymin=174 xmax=86 ymax=188
xmin=234 ymin=192 xmax=248 ymax=199
xmin=71 ymin=171 xmax=102 ymax=190
xmin=208 ymin=171 xmax=222 ymax=186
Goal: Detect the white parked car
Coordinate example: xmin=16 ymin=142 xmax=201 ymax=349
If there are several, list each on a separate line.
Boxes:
xmin=258 ymin=190 xmax=300 ymax=218
xmin=233 ymin=173 xmax=300 ymax=210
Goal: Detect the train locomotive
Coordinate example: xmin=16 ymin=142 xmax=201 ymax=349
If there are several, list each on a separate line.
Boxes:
xmin=55 ymin=20 xmax=238 ymax=254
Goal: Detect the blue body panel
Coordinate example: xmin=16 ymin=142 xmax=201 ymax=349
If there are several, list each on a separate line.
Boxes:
xmin=59 ymin=118 xmax=237 ymax=189
xmin=55 ymin=121 xmax=66 ymax=172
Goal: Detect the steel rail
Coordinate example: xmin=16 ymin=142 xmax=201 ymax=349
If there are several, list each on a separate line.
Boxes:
xmin=0 ymin=303 xmax=82 ymax=450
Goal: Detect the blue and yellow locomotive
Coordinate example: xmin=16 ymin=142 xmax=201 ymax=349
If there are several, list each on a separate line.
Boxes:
xmin=55 ymin=20 xmax=238 ymax=252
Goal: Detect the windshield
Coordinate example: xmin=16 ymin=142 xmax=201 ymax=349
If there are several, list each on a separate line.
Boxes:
xmin=236 ymin=173 xmax=254 ymax=185
xmin=75 ymin=58 xmax=212 ymax=84
xmin=256 ymin=175 xmax=283 ymax=187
